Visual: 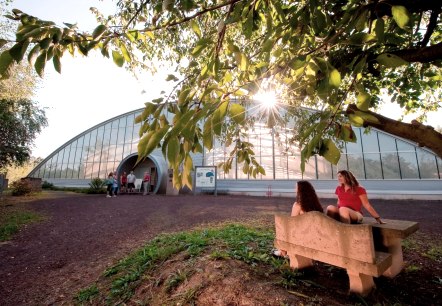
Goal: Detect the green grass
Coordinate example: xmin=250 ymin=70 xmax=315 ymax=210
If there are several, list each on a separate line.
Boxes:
xmin=75 ymin=223 xmax=290 ymax=305
xmin=0 ymin=211 xmax=43 ymax=241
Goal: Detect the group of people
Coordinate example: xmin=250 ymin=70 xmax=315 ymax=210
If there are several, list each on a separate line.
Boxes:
xmin=106 ymin=170 xmax=151 ymax=197
xmin=274 ymin=170 xmax=385 ymax=257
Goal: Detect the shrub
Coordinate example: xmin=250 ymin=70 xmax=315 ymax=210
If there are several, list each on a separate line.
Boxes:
xmin=88 ymin=178 xmax=106 ymax=194
xmin=41 ymin=180 xmax=54 ymax=189
xmin=10 ymin=180 xmax=33 ymax=196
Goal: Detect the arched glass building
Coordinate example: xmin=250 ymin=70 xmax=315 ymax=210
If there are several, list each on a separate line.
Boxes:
xmin=29 ymin=106 xmax=442 ymax=198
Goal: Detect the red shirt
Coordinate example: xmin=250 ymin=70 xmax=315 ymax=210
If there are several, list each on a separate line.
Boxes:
xmin=143 ymin=174 xmax=150 ymax=182
xmin=335 ymin=185 xmax=366 ymax=214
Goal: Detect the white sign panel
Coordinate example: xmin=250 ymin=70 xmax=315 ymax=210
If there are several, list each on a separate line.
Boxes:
xmin=195 ymin=167 xmax=216 ymax=188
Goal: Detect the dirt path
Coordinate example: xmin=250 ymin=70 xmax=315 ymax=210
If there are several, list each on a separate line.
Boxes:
xmin=0 ymin=192 xmax=441 ymax=305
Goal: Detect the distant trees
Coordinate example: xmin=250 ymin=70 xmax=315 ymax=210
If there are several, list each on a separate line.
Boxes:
xmin=0 ymin=1 xmax=46 ymax=173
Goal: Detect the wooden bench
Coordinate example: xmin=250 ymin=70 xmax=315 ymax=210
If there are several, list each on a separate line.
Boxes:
xmin=274 ymin=211 xmax=419 ymax=295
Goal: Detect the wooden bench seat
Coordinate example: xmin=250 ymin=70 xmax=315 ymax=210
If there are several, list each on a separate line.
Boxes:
xmin=274 ymin=211 xmax=418 ymax=295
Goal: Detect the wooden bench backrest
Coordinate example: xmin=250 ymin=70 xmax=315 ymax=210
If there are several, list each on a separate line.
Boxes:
xmin=275 ymin=211 xmax=376 ymax=263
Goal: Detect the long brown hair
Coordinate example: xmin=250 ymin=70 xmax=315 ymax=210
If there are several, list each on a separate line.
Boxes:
xmin=296 ymin=180 xmax=323 ymax=212
xmin=337 ymin=170 xmax=359 ymax=193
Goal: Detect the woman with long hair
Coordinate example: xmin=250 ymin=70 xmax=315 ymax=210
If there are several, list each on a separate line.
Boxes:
xmin=273 ymin=180 xmax=323 ymax=257
xmin=326 ymin=170 xmax=384 ymax=224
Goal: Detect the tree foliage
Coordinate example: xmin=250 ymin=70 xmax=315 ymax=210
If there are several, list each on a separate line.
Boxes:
xmin=0 ymin=1 xmax=46 ymax=172
xmin=1 ymin=0 xmax=442 ymax=188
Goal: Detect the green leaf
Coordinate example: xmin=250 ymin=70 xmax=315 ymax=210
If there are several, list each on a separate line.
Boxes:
xmin=374 ymin=18 xmax=384 ymax=42
xmin=376 ymin=53 xmax=408 ymax=68
xmin=162 ymin=0 xmax=174 ymax=11
xmin=92 ymin=24 xmax=107 ymax=40
xmin=391 ymin=6 xmax=410 ymax=29
xmin=119 ymin=42 xmax=131 ymax=62
xmin=329 ymin=69 xmax=341 ymax=88
xmin=319 ymin=139 xmax=341 ymax=165
xmin=53 ymin=54 xmax=61 ymax=73
xmin=203 ymin=119 xmax=213 ymax=150
xmin=0 ymin=51 xmax=14 ymax=78
xmin=348 ymin=114 xmax=364 ymax=127
xmin=34 ymin=50 xmax=47 ymax=77
xmin=0 ymin=39 xmax=7 ymax=48
xmin=191 ymin=38 xmax=209 ymax=56
xmin=167 ymin=136 xmax=180 ymax=166
xmin=27 ymin=44 xmax=41 ymax=66
xmin=229 ymin=103 xmax=246 ymax=124
xmin=356 ymin=91 xmax=371 ymax=111
xmin=354 ymin=111 xmax=381 ymax=124
xmin=166 ymin=74 xmax=179 ymax=82
xmin=112 ymin=50 xmax=124 ymax=67
xmin=348 ymin=33 xmax=376 ymax=45
xmin=9 ymin=40 xmax=30 ymax=62
xmin=189 ymin=20 xmax=201 ymax=38
xmin=212 ymin=101 xmax=228 ymax=135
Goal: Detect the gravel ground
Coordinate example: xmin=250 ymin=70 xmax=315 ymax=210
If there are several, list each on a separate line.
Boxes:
xmin=0 ymin=192 xmax=441 ymax=305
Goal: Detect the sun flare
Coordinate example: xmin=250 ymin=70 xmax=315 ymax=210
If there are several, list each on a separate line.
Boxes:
xmin=254 ymin=91 xmax=277 ymax=109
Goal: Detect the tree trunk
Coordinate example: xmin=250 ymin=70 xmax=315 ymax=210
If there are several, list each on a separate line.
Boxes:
xmin=346 ymin=104 xmax=442 ymax=159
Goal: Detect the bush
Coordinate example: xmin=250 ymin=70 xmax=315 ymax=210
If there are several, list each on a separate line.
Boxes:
xmin=10 ymin=180 xmax=33 ymax=196
xmin=42 ymin=180 xmax=54 ymax=189
xmin=88 ymin=178 xmax=106 ymax=194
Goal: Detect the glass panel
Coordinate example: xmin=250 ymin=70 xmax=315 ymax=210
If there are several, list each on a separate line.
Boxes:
xmin=317 ymin=156 xmax=333 ymax=179
xmin=378 ymin=133 xmax=397 ymax=152
xmin=437 ymin=157 xmax=442 ymax=179
xmin=84 ymin=163 xmax=94 ymax=179
xmin=381 ymin=152 xmax=401 ymax=179
xmin=347 ymin=153 xmax=364 ymax=178
xmin=398 ymin=152 xmax=419 ymax=179
xmin=336 ymin=154 xmax=348 ymax=171
xmin=396 ymin=139 xmax=415 ymax=151
xmin=82 ymin=133 xmax=90 ymax=148
xmin=78 ymin=163 xmax=85 ymax=179
xmin=287 ymin=156 xmax=300 ymax=179
xmin=345 ymin=128 xmax=362 ymax=153
xmin=361 ymin=131 xmax=379 ymax=153
xmin=364 ymin=153 xmax=382 ymax=179
xmin=73 ymin=146 xmax=82 ymax=164
xmin=119 ymin=116 xmax=126 ymax=129
xmin=103 ymin=122 xmax=112 ymax=145
xmin=260 ymin=155 xmax=273 ymax=179
xmin=68 ymin=144 xmax=77 ymax=164
xmin=416 ymin=148 xmax=438 ymax=179
xmin=302 ymin=158 xmax=316 ymax=179
xmin=117 ymin=127 xmax=126 ymax=145
xmin=90 ymin=163 xmax=100 ymax=178
xmin=109 ymin=123 xmax=119 ymax=146
xmin=275 ymin=155 xmax=288 ymax=179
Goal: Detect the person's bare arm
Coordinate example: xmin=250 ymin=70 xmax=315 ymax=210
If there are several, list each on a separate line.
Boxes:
xmin=291 ymin=202 xmax=302 ymax=216
xmin=359 ymin=194 xmax=385 ymax=224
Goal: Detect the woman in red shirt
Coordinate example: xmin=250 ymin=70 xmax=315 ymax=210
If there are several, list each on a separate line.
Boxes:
xmin=326 ymin=170 xmax=384 ymax=224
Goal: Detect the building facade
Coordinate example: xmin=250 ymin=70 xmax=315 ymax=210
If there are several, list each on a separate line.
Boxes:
xmin=28 ymin=107 xmax=442 ymax=198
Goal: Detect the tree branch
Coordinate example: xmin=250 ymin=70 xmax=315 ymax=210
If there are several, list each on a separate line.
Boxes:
xmin=346 ymin=104 xmax=442 ymax=158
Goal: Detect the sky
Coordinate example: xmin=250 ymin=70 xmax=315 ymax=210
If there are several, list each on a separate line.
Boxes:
xmin=6 ymin=1 xmax=442 ymax=158
xmin=10 ymin=0 xmax=171 ymax=158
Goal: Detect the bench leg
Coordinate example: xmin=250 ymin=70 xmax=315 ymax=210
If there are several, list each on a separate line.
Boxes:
xmin=347 ymin=270 xmax=375 ymax=296
xmin=288 ymin=253 xmax=313 ymax=269
xmin=382 ymin=237 xmax=404 ymax=278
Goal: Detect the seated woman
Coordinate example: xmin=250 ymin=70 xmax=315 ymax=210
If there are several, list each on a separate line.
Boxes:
xmin=326 ymin=170 xmax=384 ymax=224
xmin=273 ymin=180 xmax=324 ymax=257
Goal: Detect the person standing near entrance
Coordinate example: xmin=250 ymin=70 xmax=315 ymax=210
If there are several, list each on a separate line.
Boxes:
xmin=127 ymin=171 xmax=136 ymax=193
xmin=120 ymin=171 xmax=127 ymax=193
xmin=142 ymin=171 xmax=151 ymax=195
xmin=106 ymin=172 xmax=114 ymax=198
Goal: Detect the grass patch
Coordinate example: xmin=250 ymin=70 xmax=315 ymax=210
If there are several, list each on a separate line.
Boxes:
xmin=75 ymin=223 xmax=284 ymax=304
xmin=423 ymin=244 xmax=442 ymax=261
xmin=75 ymin=285 xmax=99 ymax=303
xmin=0 ymin=210 xmax=43 ymax=241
